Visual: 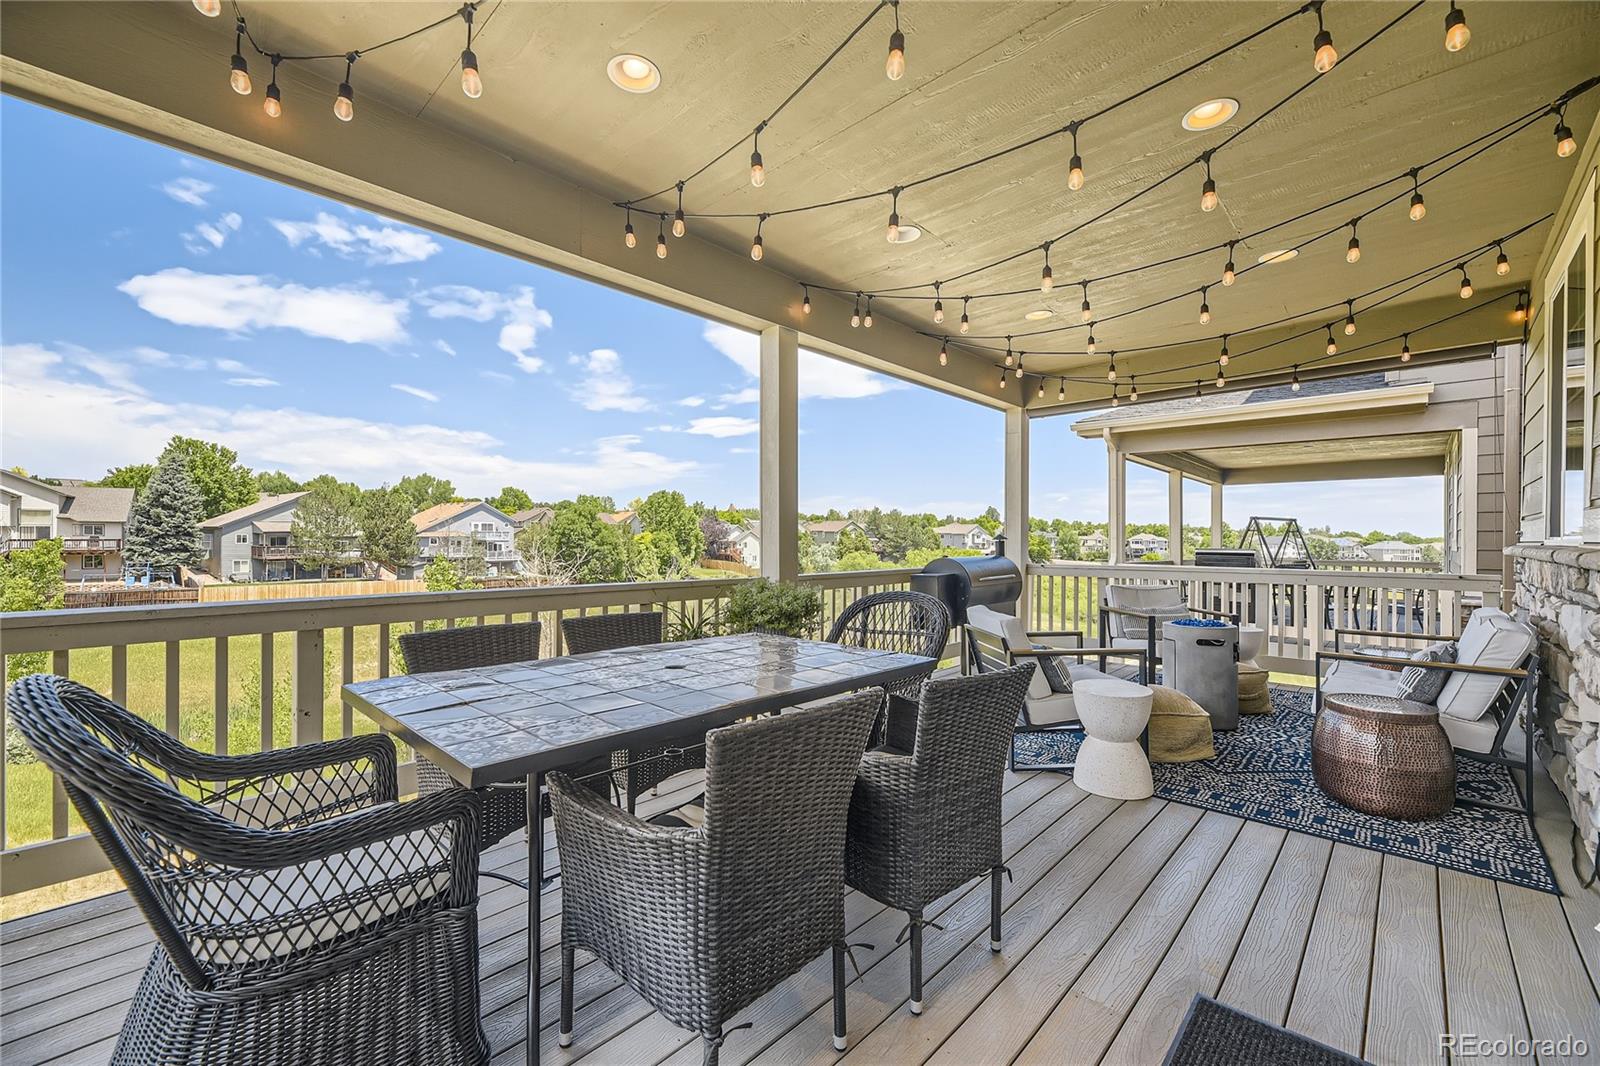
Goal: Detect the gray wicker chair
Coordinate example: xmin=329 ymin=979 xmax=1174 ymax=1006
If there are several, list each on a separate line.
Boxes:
xmin=548 ymin=690 xmax=882 ymax=1065
xmin=5 ymin=673 xmax=489 ymax=1066
xmin=399 ymin=620 xmax=607 ymax=889
xmin=826 ymin=590 xmax=951 ymax=752
xmin=844 ymin=663 xmax=1036 ymax=1016
xmin=560 ymin=611 xmax=708 ymax=812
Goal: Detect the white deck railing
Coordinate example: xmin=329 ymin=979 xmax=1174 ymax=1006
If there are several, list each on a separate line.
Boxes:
xmin=1025 ymin=562 xmax=1502 ymax=675
xmin=0 ymin=568 xmax=916 ymax=895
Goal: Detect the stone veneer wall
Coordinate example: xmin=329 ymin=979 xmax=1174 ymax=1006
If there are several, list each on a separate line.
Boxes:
xmin=1506 ymin=544 xmax=1600 ymax=863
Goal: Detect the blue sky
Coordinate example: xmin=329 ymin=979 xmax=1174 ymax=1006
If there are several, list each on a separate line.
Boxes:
xmin=0 ymin=97 xmax=1440 ymax=532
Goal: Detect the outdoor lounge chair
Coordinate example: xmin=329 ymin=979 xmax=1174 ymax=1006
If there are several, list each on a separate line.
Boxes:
xmin=1315 ymin=606 xmax=1541 ymax=817
xmin=843 ymin=664 xmax=1035 ymax=1017
xmin=826 ymin=589 xmax=951 ymax=751
xmin=548 ymin=691 xmax=881 ymax=1065
xmin=1099 ymin=583 xmax=1239 ymax=668
xmin=965 ymin=604 xmax=1147 ymax=771
xmin=5 ymin=673 xmax=489 ymax=1066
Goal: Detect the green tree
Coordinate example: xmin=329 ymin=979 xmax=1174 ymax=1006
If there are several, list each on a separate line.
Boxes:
xmin=125 ymin=451 xmax=205 ymax=570
xmin=871 ymin=510 xmax=937 ymax=563
xmin=2 ymin=537 xmax=66 ymax=688
xmin=290 ymin=483 xmax=360 ymax=577
xmin=519 ymin=497 xmax=628 ymax=584
xmin=159 ymin=436 xmax=257 ymax=518
xmin=94 ymin=463 xmax=155 ymax=494
xmin=636 ymin=490 xmax=706 ymax=571
xmin=359 ymin=487 xmax=419 ymax=574
xmin=490 ymin=486 xmax=535 ymax=514
xmin=836 ymin=549 xmax=888 ymax=571
xmin=256 ymin=469 xmax=303 ymax=495
xmin=395 ymin=473 xmax=458 ymax=512
xmin=975 ymin=506 xmax=1002 ymax=536
xmin=1028 ymin=533 xmax=1053 ymax=563
xmin=423 ymin=555 xmax=480 ymax=592
xmin=836 ymin=525 xmax=873 ymax=557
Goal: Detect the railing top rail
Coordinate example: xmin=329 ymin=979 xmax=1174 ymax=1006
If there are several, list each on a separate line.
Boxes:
xmin=1026 ymin=561 xmax=1500 ymax=592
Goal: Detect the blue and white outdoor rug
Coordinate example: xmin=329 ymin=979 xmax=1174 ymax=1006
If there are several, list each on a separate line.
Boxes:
xmin=1012 ymin=683 xmax=1559 ymax=893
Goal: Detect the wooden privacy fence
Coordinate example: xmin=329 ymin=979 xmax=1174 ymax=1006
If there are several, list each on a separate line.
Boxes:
xmin=199 ymin=579 xmax=427 ymax=602
xmin=63 ymin=587 xmax=199 ymax=609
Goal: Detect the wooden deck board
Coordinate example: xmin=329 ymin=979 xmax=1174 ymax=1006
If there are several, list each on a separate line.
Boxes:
xmin=4 ymin=770 xmax=1598 ymax=1066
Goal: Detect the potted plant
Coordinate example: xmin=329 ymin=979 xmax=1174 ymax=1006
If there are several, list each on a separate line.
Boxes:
xmin=723 ymin=578 xmax=823 ymax=638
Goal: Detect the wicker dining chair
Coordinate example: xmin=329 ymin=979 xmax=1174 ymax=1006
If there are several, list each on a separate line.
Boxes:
xmin=399 ymin=620 xmax=608 ymax=889
xmin=548 ymin=690 xmax=881 ymax=1065
xmin=560 ymin=611 xmax=704 ymax=812
xmin=844 ymin=662 xmax=1036 ymax=1017
xmin=5 ymin=673 xmax=489 ymax=1066
xmin=826 ymin=590 xmax=952 ymax=752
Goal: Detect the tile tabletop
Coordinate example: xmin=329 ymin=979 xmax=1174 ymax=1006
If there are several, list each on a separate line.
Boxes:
xmin=344 ymin=633 xmax=933 ymax=787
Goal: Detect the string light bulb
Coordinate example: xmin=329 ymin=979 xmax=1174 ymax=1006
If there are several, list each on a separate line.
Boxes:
xmin=673 ymin=183 xmax=686 ymax=238
xmin=624 ymin=211 xmax=637 ymax=249
xmin=1312 ymin=2 xmax=1337 ymax=74
xmin=939 ymin=339 xmax=948 ymax=366
xmin=1218 ymin=335 xmax=1230 ymax=366
xmin=1198 ymin=287 xmax=1211 ymax=325
xmin=1554 ymin=109 xmax=1577 ymax=158
xmin=1199 ymin=154 xmax=1219 ymax=212
xmin=1015 ymin=354 xmax=1024 ymax=380
xmin=863 ymin=297 xmax=874 ymax=328
xmin=1038 ymin=379 xmax=1046 ymax=400
xmin=1067 ymin=123 xmax=1085 ymax=191
xmin=230 ymin=19 xmax=252 ymax=95
xmin=334 ymin=54 xmax=357 ymax=122
xmin=1111 ymin=385 xmax=1119 ymax=408
xmin=750 ymin=215 xmax=766 ymax=261
xmin=263 ymin=55 xmax=282 ymax=118
xmin=932 ymin=283 xmax=945 ymax=324
xmin=1325 ymin=325 xmax=1338 ymax=356
xmin=886 ymin=2 xmax=906 ymax=81
xmin=1129 ymin=378 xmax=1138 ymax=403
xmin=1216 ymin=365 xmax=1226 ymax=388
xmin=801 ymin=286 xmax=811 ymax=315
xmin=1195 ymin=380 xmax=1204 ymax=399
xmin=960 ymin=297 xmax=971 ymax=335
xmin=1400 ymin=334 xmax=1412 ymax=362
xmin=999 ymin=366 xmax=1007 ymax=389
xmin=459 ymin=6 xmax=482 ymax=99
xmin=193 ymin=0 xmax=221 ymax=16
xmin=886 ymin=188 xmax=901 ymax=244
xmin=1059 ymin=378 xmax=1067 ymax=402
xmin=750 ymin=126 xmax=766 ymax=187
xmin=1408 ymin=170 xmax=1426 ymax=221
xmin=1512 ymin=292 xmax=1528 ymax=324
xmin=1444 ymin=1 xmax=1470 ymax=52
xmin=1106 ymin=352 xmax=1116 ymax=381
xmin=851 ymin=293 xmax=862 ymax=328
xmin=1495 ymin=245 xmax=1510 ymax=276
xmin=1346 ymin=220 xmax=1361 ymax=263
xmin=655 ymin=216 xmax=668 ymax=259
xmin=1004 ymin=338 xmax=1015 ymax=367
xmin=1087 ymin=328 xmax=1098 ymax=357
xmin=1343 ymin=301 xmax=1357 ymax=335
xmin=1222 ymin=242 xmax=1237 ymax=286
xmin=1080 ymin=282 xmax=1093 ymax=323
xmin=1458 ymin=265 xmax=1473 ymax=299
xmin=1040 ymin=245 xmax=1054 ymax=293
xmin=1291 ymin=365 xmax=1302 ymax=392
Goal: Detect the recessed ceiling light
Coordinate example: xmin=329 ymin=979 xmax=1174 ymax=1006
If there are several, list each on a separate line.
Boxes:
xmin=607 ymin=54 xmax=661 ymax=93
xmin=1257 ymin=248 xmax=1299 ymax=265
xmin=1024 ymin=308 xmax=1054 ymax=321
xmin=889 ymin=222 xmax=922 ymax=244
xmin=1182 ymin=97 xmax=1239 ymax=131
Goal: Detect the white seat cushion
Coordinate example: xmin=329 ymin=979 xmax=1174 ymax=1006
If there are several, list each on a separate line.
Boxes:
xmin=1024 ymin=689 xmax=1079 ymax=726
xmin=1321 ymin=659 xmax=1404 ymax=700
xmin=1435 ymin=609 xmax=1535 ymax=722
xmin=1438 ymin=710 xmax=1526 ymax=758
xmin=968 ymin=605 xmax=1053 ymax=702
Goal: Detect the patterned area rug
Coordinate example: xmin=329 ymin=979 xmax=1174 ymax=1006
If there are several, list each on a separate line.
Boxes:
xmin=1011 ymin=684 xmax=1558 ymax=893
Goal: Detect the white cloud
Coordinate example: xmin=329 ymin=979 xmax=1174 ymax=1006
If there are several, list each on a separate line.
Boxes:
xmin=677 ymin=396 xmax=706 ymax=407
xmin=701 ymin=323 xmax=905 ymax=401
xmin=132 ymin=346 xmax=206 ymax=371
xmin=119 ymin=268 xmax=409 ymax=346
xmin=162 ymin=176 xmax=213 ymax=207
xmin=718 ymin=387 xmax=761 ymax=405
xmin=1 ymin=342 xmax=699 ymax=498
xmin=568 ymin=348 xmax=651 ymax=413
xmin=391 ymin=383 xmax=440 ymax=402
xmin=686 ymin=416 xmax=759 ymax=438
xmin=433 ymin=339 xmax=457 ymax=357
xmin=270 ymin=211 xmax=441 ymax=265
xmin=417 ymin=285 xmax=552 ymax=373
xmin=227 ymin=376 xmax=279 ymax=388
xmin=479 ymin=369 xmax=513 ymax=383
xmin=183 ymin=211 xmax=242 ymax=254
xmin=214 ymin=358 xmax=252 ymax=373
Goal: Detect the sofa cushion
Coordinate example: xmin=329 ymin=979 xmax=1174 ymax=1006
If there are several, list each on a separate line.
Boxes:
xmin=1321 ymin=659 xmax=1403 ymax=700
xmin=1435 ymin=609 xmax=1535 ymax=722
xmin=1395 ymin=641 xmax=1457 ymax=704
xmin=1104 ymin=586 xmax=1189 ymax=641
xmin=967 ymin=605 xmax=1051 ymax=701
xmin=1022 ymin=689 xmax=1078 ymax=726
xmin=1438 ymin=708 xmax=1526 ymax=758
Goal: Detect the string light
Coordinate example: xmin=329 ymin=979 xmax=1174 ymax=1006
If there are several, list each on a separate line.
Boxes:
xmin=1195 ymin=380 xmax=1204 ymax=399
xmin=851 ymin=293 xmax=862 ymax=328
xmin=1216 ymin=364 xmax=1227 ymax=388
xmin=886 ymin=188 xmax=901 ymax=243
xmin=1458 ymin=264 xmax=1473 ymax=298
xmin=1408 ymin=169 xmax=1426 ymax=221
xmin=655 ymin=216 xmax=668 ymax=259
xmin=1059 ymin=378 xmax=1067 ymax=402
xmin=1512 ymin=291 xmax=1528 ymax=323
xmin=939 ymin=338 xmax=948 ymax=366
xmin=1218 ymin=335 xmax=1230 ymax=367
xmin=1106 ymin=352 xmax=1116 ymax=381
xmin=459 ymin=6 xmax=482 ymax=99
xmin=263 ymin=54 xmax=282 ymax=118
xmin=623 ymin=210 xmax=637 ymax=249
xmin=1444 ymin=1 xmax=1470 ymax=52
xmin=334 ymin=54 xmax=356 ymax=122
xmin=1325 ymin=325 xmax=1338 ymax=356
xmin=886 ymin=1 xmax=906 ymax=81
xmin=1038 ymin=378 xmax=1046 ymax=400
xmin=864 ymin=297 xmax=875 ymax=328
xmin=750 ymin=125 xmax=766 ymax=188
xmin=960 ymin=298 xmax=971 ymax=335
xmin=230 ymin=18 xmax=252 ymax=95
xmin=1111 ymin=384 xmax=1119 ymax=408
xmin=1400 ymin=333 xmax=1412 ymax=361
xmin=1311 ymin=1 xmax=1337 ymax=74
xmin=1087 ymin=328 xmax=1098 ymax=357
xmin=1004 ymin=337 xmax=1015 ymax=367
xmin=1554 ymin=107 xmax=1577 ymax=158
xmin=1495 ymin=245 xmax=1510 ymax=276
xmin=999 ymin=365 xmax=1007 ymax=389
xmin=1222 ymin=242 xmax=1237 ymax=286
xmin=1343 ymin=300 xmax=1358 ymax=335
xmin=1015 ymin=351 xmax=1024 ymax=380
xmin=802 ymin=286 xmax=812 ymax=314
xmin=1291 ymin=365 xmax=1302 ymax=392
xmin=1199 ymin=153 xmax=1219 ymax=212
xmin=1129 ymin=378 xmax=1139 ymax=403
xmin=1198 ymin=287 xmax=1211 ymax=325
xmin=1346 ymin=220 xmax=1361 ymax=263
xmin=193 ymin=0 xmax=221 ymax=16
xmin=673 ymin=183 xmax=687 ymax=238
xmin=1040 ymin=244 xmax=1054 ymax=293
xmin=932 ymin=283 xmax=945 ymax=324
xmin=1080 ymin=282 xmax=1093 ymax=323
xmin=750 ymin=215 xmax=766 ymax=261
xmin=1067 ymin=123 xmax=1085 ymax=191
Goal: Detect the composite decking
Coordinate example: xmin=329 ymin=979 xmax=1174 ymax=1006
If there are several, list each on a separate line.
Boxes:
xmin=3 ymin=766 xmax=1597 ymax=1065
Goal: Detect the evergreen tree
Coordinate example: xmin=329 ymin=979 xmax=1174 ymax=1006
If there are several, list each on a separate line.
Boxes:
xmin=125 ymin=453 xmax=205 ymax=570
xmin=291 ymin=483 xmax=360 ymax=578
xmin=360 ymin=487 xmax=420 ymax=574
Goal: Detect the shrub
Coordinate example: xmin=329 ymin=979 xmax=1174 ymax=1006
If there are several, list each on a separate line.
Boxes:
xmin=723 ymin=579 xmax=823 ymax=638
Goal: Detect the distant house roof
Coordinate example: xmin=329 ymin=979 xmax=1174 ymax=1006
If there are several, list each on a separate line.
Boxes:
xmin=411 ymin=500 xmax=507 ymax=532
xmin=200 ymin=492 xmax=307 ymax=530
xmin=1073 ymin=373 xmax=1394 ymax=433
xmin=1363 ymin=540 xmax=1417 ymax=550
xmin=934 ymin=523 xmax=986 ymax=536
xmin=805 ymin=520 xmax=860 ymax=534
xmin=511 ymin=506 xmax=553 ymax=525
xmin=58 ymin=486 xmax=134 ymax=524
xmin=736 ymin=519 xmax=761 ymax=538
xmin=599 ymin=509 xmax=638 ymax=526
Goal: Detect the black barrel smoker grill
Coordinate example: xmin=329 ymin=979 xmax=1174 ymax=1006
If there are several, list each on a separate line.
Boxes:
xmin=910 ymin=540 xmax=1023 ymax=672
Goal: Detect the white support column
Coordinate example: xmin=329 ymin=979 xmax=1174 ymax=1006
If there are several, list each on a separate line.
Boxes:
xmin=1168 ymin=470 xmax=1184 ymax=563
xmin=1461 ymin=426 xmax=1480 ymax=575
xmin=759 ymin=325 xmax=799 ymax=583
xmin=1004 ymin=408 xmax=1030 ymax=614
xmin=1107 ymin=432 xmax=1127 ymax=564
xmin=1210 ymin=481 xmax=1225 ymax=547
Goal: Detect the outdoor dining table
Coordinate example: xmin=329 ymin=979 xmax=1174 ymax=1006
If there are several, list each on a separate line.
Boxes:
xmin=343 ymin=631 xmax=936 ymax=1066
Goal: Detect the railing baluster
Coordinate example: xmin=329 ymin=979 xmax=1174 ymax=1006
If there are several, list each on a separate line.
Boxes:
xmin=52 ymin=649 xmax=68 ymax=840
xmin=378 ymin=623 xmax=391 ymax=678
xmin=293 ymin=629 xmax=325 ymax=746
xmin=260 ymin=632 xmax=274 ymax=751
xmin=165 ymin=640 xmax=181 ymax=737
xmin=214 ymin=637 xmax=229 ymax=755
xmin=341 ymin=626 xmax=355 ymax=738
xmin=111 ymin=644 xmax=127 ymax=705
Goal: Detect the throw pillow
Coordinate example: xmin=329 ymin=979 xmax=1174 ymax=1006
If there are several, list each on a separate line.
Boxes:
xmin=1031 ymin=644 xmax=1074 ymax=693
xmin=1396 ymin=641 xmax=1457 ymax=705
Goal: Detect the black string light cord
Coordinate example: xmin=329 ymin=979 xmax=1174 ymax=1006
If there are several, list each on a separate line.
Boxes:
xmin=231 ymin=0 xmax=475 ymax=64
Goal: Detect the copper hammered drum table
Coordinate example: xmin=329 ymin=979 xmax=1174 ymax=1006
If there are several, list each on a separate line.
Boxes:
xmin=1311 ymin=692 xmax=1457 ymax=819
